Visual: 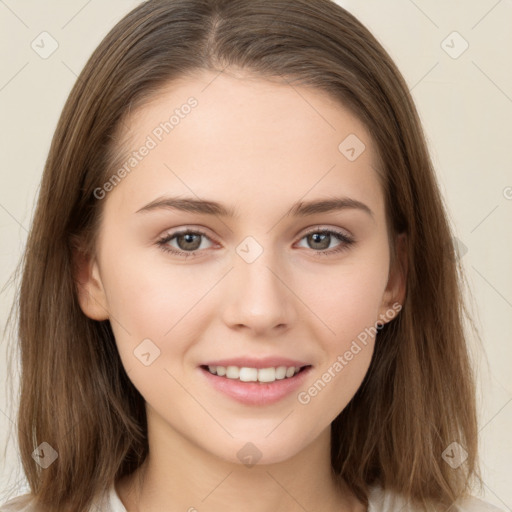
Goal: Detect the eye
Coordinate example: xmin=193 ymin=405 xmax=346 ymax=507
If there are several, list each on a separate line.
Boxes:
xmin=156 ymin=228 xmax=215 ymax=258
xmin=156 ymin=227 xmax=355 ymax=258
xmin=296 ymin=227 xmax=355 ymax=256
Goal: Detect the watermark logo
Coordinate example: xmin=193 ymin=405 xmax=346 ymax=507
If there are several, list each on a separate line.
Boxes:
xmin=338 ymin=134 xmax=366 ymax=162
xmin=442 ymin=442 xmax=468 ymax=469
xmin=133 ymin=338 xmax=161 ymax=366
xmin=449 ymin=236 xmax=468 ymax=260
xmin=236 ymin=236 xmax=264 ymax=264
xmin=31 ymin=442 xmax=58 ymax=468
xmin=237 ymin=442 xmax=262 ymax=468
xmin=441 ymin=31 xmax=469 ymax=59
xmin=297 ymin=302 xmax=402 ymax=405
xmin=31 ymin=31 xmax=59 ymax=59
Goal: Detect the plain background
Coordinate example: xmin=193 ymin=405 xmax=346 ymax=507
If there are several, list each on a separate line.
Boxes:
xmin=0 ymin=0 xmax=511 ymax=509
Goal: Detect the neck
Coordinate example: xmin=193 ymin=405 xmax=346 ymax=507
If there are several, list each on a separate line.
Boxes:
xmin=116 ymin=409 xmax=366 ymax=512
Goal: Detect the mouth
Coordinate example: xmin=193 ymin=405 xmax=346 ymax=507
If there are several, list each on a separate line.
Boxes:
xmin=198 ymin=363 xmax=313 ymax=406
xmin=200 ymin=364 xmax=312 ymax=384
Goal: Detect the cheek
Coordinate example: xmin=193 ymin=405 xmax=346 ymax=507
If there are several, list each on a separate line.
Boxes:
xmin=101 ymin=250 xmax=218 ymax=385
xmin=102 ymin=258 xmax=197 ymax=404
xmin=101 ymin=248 xmax=201 ymax=333
xmin=295 ymin=263 xmax=385 ymax=420
xmin=297 ymin=255 xmax=390 ymax=344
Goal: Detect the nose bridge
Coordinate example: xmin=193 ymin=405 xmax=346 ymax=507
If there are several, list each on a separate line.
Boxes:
xmin=221 ymin=234 xmax=295 ymax=333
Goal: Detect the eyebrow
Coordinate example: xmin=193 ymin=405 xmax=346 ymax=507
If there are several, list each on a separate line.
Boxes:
xmin=135 ymin=195 xmax=374 ymax=219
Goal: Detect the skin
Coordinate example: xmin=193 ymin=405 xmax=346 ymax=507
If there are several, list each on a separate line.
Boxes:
xmin=76 ymin=68 xmax=406 ymax=512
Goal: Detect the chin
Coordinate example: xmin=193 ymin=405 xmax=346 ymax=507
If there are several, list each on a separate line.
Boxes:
xmin=207 ymin=434 xmax=313 ymax=468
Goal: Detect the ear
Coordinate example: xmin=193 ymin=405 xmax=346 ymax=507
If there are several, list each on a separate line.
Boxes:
xmin=72 ymin=247 xmax=110 ymax=321
xmin=378 ymin=232 xmax=407 ymax=323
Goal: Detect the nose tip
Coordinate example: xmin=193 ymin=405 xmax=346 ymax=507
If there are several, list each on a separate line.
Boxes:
xmin=221 ymin=254 xmax=294 ymax=335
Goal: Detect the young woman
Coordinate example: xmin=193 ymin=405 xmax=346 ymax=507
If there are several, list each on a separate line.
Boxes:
xmin=1 ymin=1 xmax=504 ymax=511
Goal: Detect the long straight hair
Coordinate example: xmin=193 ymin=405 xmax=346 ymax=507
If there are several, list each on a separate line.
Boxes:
xmin=5 ymin=0 xmax=481 ymax=510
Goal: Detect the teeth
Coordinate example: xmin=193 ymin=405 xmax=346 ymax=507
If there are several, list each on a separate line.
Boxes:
xmin=226 ymin=366 xmax=240 ymax=379
xmin=239 ymin=367 xmax=257 ymax=382
xmin=257 ymin=367 xmax=277 ymax=382
xmin=275 ymin=366 xmax=287 ymax=380
xmin=206 ymin=365 xmax=303 ymax=383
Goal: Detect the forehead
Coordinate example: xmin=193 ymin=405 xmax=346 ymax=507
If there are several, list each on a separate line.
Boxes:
xmin=106 ymin=70 xmax=384 ymax=219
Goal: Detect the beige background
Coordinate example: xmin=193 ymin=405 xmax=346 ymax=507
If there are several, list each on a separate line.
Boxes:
xmin=1 ymin=0 xmax=511 ymax=508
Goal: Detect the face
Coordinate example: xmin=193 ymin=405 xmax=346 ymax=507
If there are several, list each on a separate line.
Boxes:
xmin=77 ymin=69 xmax=405 ymax=466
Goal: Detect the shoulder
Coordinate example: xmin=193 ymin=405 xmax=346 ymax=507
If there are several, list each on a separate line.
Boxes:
xmin=367 ymin=485 xmax=506 ymax=512
xmin=455 ymin=495 xmax=507 ymax=512
xmin=0 ymin=487 xmax=121 ymax=512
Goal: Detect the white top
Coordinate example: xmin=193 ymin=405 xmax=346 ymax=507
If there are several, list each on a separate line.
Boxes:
xmin=0 ymin=483 xmax=505 ymax=511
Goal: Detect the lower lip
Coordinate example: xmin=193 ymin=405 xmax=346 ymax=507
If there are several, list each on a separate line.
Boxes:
xmin=199 ymin=366 xmax=313 ymax=406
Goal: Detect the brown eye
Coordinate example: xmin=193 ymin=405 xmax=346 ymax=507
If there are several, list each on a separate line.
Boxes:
xmin=297 ymin=229 xmax=355 ymax=256
xmin=157 ymin=229 xmax=214 ymax=257
xmin=175 ymin=232 xmax=202 ymax=251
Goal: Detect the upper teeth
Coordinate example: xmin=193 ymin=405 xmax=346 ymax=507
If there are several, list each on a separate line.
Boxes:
xmin=207 ymin=365 xmax=301 ymax=383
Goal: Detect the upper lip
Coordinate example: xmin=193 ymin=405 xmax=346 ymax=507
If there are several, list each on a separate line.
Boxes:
xmin=200 ymin=357 xmax=312 ymax=369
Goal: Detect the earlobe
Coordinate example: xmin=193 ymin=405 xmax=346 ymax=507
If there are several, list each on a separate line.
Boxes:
xmin=72 ymin=249 xmax=110 ymax=321
xmin=378 ymin=232 xmax=408 ymax=322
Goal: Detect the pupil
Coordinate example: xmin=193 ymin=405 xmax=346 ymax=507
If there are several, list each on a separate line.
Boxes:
xmin=310 ymin=232 xmax=329 ymax=250
xmin=179 ymin=233 xmax=200 ymax=250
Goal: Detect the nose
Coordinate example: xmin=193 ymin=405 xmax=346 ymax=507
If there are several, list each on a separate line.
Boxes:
xmin=220 ymin=247 xmax=297 ymax=336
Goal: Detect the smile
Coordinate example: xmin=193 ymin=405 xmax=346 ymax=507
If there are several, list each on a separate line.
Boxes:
xmin=199 ymin=364 xmax=313 ymax=406
xmin=204 ymin=364 xmax=307 ymax=383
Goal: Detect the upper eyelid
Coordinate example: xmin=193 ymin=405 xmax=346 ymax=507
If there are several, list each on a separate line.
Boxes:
xmin=159 ymin=227 xmax=217 ymax=245
xmin=160 ymin=224 xmax=352 ymax=237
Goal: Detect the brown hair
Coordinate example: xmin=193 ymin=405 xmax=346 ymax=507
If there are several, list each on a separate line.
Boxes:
xmin=4 ymin=0 xmax=482 ymax=510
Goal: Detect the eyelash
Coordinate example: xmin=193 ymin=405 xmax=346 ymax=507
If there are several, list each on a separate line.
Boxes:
xmin=156 ymin=227 xmax=355 ymax=258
